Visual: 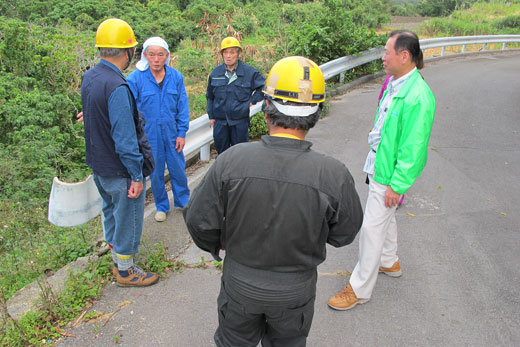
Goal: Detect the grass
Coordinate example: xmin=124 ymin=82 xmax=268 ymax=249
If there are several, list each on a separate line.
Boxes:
xmin=419 ymin=1 xmax=520 ymax=37
xmin=1 ymin=255 xmax=111 ymax=346
xmin=0 ymin=201 xmax=102 ymax=301
xmin=0 ymin=243 xmax=179 ymax=346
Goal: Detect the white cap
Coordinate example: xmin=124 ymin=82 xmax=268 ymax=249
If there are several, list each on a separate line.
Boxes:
xmin=135 ymin=36 xmax=170 ymax=71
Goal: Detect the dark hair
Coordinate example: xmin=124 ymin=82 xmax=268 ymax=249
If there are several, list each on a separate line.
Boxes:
xmin=389 ymin=30 xmax=424 ymax=69
xmin=264 ymin=99 xmax=321 ymax=131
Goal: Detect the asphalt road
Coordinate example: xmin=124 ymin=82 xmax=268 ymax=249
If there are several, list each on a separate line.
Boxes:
xmin=56 ymin=52 xmax=520 ymax=347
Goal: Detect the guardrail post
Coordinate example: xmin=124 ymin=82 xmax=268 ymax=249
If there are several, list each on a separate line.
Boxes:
xmin=200 ymin=143 xmax=210 ymax=161
xmin=502 ymin=42 xmax=506 ymax=50
xmin=462 ymin=44 xmax=466 ymax=53
xmin=339 ymin=72 xmax=345 ymax=84
xmin=483 ymin=43 xmax=487 ymax=51
xmin=441 ymin=46 xmax=446 ymax=56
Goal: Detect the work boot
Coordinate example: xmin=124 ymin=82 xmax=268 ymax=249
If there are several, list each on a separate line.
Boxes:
xmin=112 ymin=263 xmax=118 ymax=277
xmin=379 ymin=260 xmax=402 ymax=277
xmin=116 ymin=265 xmax=159 ymax=287
xmin=155 ymin=211 xmax=167 ymax=222
xmin=328 ymin=283 xmax=368 ymax=311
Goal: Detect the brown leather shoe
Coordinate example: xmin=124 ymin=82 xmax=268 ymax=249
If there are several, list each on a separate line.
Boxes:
xmin=116 ymin=265 xmax=159 ymax=287
xmin=328 ymin=283 xmax=368 ymax=311
xmin=379 ymin=260 xmax=402 ymax=277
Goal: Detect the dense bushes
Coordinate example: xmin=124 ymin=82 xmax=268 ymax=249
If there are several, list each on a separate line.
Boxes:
xmin=419 ymin=0 xmax=520 ymax=36
xmin=0 ymin=18 xmax=94 ymax=199
xmin=285 ymin=0 xmax=386 ymax=64
xmin=415 ymin=0 xmax=476 ymax=17
xmin=494 ymin=15 xmax=520 ymax=31
xmin=0 ymin=16 xmax=96 ymax=300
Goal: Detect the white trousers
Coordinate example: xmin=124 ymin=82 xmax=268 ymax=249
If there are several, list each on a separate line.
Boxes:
xmin=349 ymin=175 xmax=399 ymax=299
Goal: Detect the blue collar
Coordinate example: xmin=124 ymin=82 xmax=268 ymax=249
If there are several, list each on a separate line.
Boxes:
xmin=100 ymin=59 xmax=125 ymax=79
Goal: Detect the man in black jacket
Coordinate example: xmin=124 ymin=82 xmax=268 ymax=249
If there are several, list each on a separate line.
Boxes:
xmin=184 ymin=56 xmax=363 ymax=346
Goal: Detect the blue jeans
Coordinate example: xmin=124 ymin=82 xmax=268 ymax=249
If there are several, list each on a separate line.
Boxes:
xmin=93 ymin=175 xmax=146 ymax=256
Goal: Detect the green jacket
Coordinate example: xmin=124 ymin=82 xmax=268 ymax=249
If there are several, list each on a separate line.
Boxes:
xmin=373 ymin=69 xmax=436 ymax=194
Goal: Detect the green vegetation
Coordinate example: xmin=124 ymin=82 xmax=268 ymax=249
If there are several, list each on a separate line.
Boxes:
xmin=0 ymin=244 xmax=178 ymax=346
xmin=1 ymin=0 xmax=519 ymax=344
xmin=419 ymin=0 xmax=520 ymax=36
xmin=388 ymin=0 xmax=520 ymax=18
xmin=1 ymin=255 xmax=111 ymax=346
xmin=415 ymin=0 xmax=476 ymax=17
xmin=248 ymin=112 xmax=269 ymax=140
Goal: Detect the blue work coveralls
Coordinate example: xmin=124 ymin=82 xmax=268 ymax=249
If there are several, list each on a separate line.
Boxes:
xmin=206 ymin=60 xmax=265 ymax=154
xmin=127 ymin=66 xmax=190 ymax=211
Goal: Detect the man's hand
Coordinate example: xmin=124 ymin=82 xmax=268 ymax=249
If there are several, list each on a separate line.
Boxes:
xmin=209 ymin=119 xmax=215 ymax=128
xmin=76 ymin=111 xmax=84 ymax=123
xmin=385 ymin=186 xmax=401 ymax=208
xmin=128 ymin=181 xmax=144 ymax=198
xmin=176 ymin=137 xmax=186 ymax=152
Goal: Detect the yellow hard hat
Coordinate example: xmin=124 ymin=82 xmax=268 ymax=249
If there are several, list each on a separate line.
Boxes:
xmin=220 ymin=37 xmax=241 ymax=52
xmin=95 ymin=18 xmax=138 ymax=48
xmin=263 ymin=56 xmax=325 ymax=104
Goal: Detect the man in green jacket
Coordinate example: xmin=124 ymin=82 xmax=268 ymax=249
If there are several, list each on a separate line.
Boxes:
xmin=328 ymin=30 xmax=436 ymax=310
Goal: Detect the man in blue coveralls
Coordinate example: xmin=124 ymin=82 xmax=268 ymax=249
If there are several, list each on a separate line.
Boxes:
xmin=206 ymin=37 xmax=265 ymax=154
xmin=128 ymin=37 xmax=190 ymax=222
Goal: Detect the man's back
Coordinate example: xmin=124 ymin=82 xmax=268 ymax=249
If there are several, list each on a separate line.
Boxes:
xmin=185 ymin=135 xmax=363 ymax=272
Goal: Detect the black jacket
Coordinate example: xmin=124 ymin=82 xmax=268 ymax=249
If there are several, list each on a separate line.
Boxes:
xmin=183 ymin=135 xmax=363 ymax=272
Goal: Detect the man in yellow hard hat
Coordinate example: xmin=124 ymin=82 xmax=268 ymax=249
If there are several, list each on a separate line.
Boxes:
xmin=81 ymin=18 xmax=158 ymax=287
xmin=206 ymin=37 xmax=265 ymax=154
xmin=184 ymin=56 xmax=363 ymax=346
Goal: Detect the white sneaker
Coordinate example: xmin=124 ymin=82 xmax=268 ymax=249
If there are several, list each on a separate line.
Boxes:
xmin=154 ymin=211 xmax=167 ymax=222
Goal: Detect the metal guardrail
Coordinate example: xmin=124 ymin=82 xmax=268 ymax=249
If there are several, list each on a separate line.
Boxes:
xmin=185 ymin=35 xmax=520 ymax=161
